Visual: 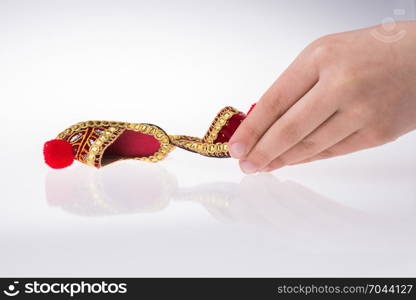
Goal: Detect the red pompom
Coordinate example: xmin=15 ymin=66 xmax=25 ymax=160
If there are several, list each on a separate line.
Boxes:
xmin=247 ymin=103 xmax=256 ymax=115
xmin=43 ymin=139 xmax=74 ymax=169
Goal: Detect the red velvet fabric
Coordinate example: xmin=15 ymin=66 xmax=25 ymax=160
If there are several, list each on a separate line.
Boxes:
xmin=214 ymin=112 xmax=246 ymax=143
xmin=247 ymin=103 xmax=256 ymax=115
xmin=105 ymin=130 xmax=160 ymax=157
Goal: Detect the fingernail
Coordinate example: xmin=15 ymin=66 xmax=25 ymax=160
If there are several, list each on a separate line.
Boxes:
xmin=240 ymin=160 xmax=257 ymax=174
xmin=229 ymin=142 xmax=246 ymax=158
xmin=261 ymin=167 xmax=272 ymax=173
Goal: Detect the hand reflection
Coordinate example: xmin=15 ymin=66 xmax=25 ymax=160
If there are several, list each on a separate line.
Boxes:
xmin=45 ymin=163 xmax=415 ymax=241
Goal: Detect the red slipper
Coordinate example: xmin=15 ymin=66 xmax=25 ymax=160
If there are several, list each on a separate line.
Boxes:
xmin=44 ymin=105 xmax=255 ymax=169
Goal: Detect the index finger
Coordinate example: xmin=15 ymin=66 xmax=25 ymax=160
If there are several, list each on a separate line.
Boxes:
xmin=228 ymin=48 xmax=319 ymax=159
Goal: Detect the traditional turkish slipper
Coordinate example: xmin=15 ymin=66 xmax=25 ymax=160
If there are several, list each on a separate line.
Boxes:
xmin=43 ymin=105 xmax=255 ymax=169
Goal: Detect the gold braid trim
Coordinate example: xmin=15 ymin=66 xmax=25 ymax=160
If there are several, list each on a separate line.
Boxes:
xmin=202 ymin=106 xmax=240 ymax=143
xmin=56 ymin=121 xmax=174 ymax=167
xmin=168 ymin=106 xmax=240 ymax=157
xmin=168 ymin=135 xmax=229 ymax=158
xmin=53 ymin=106 xmax=243 ymax=167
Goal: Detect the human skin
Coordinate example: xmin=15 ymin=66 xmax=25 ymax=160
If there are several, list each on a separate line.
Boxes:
xmin=229 ymin=21 xmax=416 ymax=174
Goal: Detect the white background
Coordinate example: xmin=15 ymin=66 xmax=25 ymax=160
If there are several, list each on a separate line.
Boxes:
xmin=1 ymin=0 xmax=416 ymax=276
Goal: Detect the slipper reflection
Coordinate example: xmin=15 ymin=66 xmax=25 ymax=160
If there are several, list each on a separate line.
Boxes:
xmin=45 ymin=163 xmax=415 ymax=239
xmin=46 ymin=164 xmax=178 ymax=216
xmin=45 ymin=164 xmax=416 ymax=260
xmin=45 ymin=163 xmax=367 ymax=232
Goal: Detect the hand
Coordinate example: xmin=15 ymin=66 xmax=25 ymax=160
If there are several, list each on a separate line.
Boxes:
xmin=229 ymin=21 xmax=416 ymax=173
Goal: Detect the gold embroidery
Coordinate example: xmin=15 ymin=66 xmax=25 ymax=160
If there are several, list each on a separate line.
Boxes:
xmin=53 ymin=106 xmax=243 ymax=168
xmin=57 ymin=122 xmax=174 ymax=167
xmin=202 ymin=106 xmax=240 ymax=143
xmin=168 ymin=106 xmax=240 ymax=157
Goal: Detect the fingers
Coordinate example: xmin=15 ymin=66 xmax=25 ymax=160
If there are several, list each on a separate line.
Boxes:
xmin=262 ymin=111 xmax=362 ymax=171
xmin=288 ymin=131 xmax=373 ymax=165
xmin=228 ymin=48 xmax=319 ymax=159
xmin=239 ymin=82 xmax=338 ymax=173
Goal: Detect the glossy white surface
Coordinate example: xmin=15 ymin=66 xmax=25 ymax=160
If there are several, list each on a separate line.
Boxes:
xmin=1 ymin=0 xmax=415 ymax=276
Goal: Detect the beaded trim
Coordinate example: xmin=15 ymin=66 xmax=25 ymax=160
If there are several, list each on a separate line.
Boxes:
xmin=86 ymin=126 xmax=124 ymax=167
xmin=63 ymin=126 xmax=106 ymax=165
xmin=169 ymin=135 xmax=230 ymax=158
xmin=202 ymin=106 xmax=240 ymax=143
xmin=56 ymin=121 xmax=174 ymax=167
xmin=168 ymin=106 xmax=240 ymax=157
xmin=52 ymin=106 xmax=243 ymax=167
